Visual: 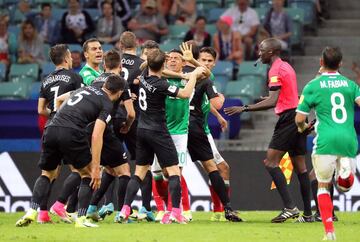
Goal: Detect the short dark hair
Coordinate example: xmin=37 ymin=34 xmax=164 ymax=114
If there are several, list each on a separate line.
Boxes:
xmin=322 ymin=46 xmax=342 ymax=70
xmin=263 ymin=38 xmax=282 ymax=55
xmin=141 ymin=40 xmax=159 ymax=53
xmin=169 ymin=49 xmax=183 ymax=55
xmin=104 ymin=74 xmax=126 ymax=94
xmin=195 ymin=16 xmax=207 ymax=23
xmin=147 ymin=48 xmax=166 ymax=72
xmin=200 ymin=47 xmax=217 ymax=59
xmin=50 ymin=44 xmax=69 ymax=65
xmin=120 ymin=31 xmax=137 ymax=49
xmin=83 ymin=38 xmax=100 ymax=52
xmin=104 ymin=49 xmax=121 ymax=70
xmin=41 ymin=3 xmax=51 ymax=9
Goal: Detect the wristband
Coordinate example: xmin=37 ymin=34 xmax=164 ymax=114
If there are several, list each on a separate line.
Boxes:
xmin=244 ymin=105 xmax=250 ymax=112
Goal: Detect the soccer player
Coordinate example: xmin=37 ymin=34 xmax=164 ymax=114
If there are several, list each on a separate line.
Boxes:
xmin=295 ymin=46 xmax=359 ymax=240
xmin=118 ymin=48 xmax=204 ymax=224
xmin=16 ymin=75 xmax=126 ymax=228
xmin=80 ymin=38 xmax=103 ymax=85
xmin=225 ymin=38 xmax=312 ymax=223
xmin=34 ymin=44 xmax=83 ymax=223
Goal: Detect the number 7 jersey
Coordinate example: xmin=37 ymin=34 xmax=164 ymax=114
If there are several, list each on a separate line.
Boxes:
xmin=297 ymin=72 xmax=360 ymax=157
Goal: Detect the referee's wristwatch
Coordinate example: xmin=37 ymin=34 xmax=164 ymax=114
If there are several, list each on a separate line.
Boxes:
xmin=243 ymin=105 xmax=250 ymax=112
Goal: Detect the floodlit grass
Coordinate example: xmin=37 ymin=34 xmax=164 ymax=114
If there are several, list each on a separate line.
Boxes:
xmin=1 ymin=211 xmax=359 ymax=242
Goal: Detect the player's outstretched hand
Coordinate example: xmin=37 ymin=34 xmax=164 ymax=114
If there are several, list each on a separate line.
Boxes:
xmin=218 ymin=115 xmax=228 ymax=132
xmin=297 ymin=122 xmax=309 ymax=133
xmin=180 ymin=42 xmax=193 ymax=62
xmin=90 ymin=164 xmax=101 ymax=190
xmin=193 ymin=66 xmax=206 ymax=79
xmin=224 ymin=106 xmax=244 ymax=116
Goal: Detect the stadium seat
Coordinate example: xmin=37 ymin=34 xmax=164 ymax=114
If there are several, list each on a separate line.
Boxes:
xmin=254 ymin=7 xmax=267 ymax=23
xmin=85 ymin=8 xmax=101 ymax=22
xmin=286 ymin=8 xmax=305 ymax=50
xmin=213 ymin=76 xmax=228 ymax=93
xmin=52 ymin=8 xmax=67 ymax=22
xmin=159 ymin=39 xmax=181 ymax=52
xmin=224 ymin=0 xmax=236 ymax=8
xmin=9 ymin=64 xmax=39 ymax=83
xmin=288 ymin=0 xmax=316 ymax=27
xmin=8 ymin=25 xmax=20 ymax=38
xmin=237 ymin=75 xmax=265 ymax=97
xmin=238 ymin=61 xmax=268 ymax=79
xmin=30 ymin=82 xmax=41 ymax=100
xmin=213 ymin=60 xmax=233 ymax=78
xmin=168 ymin=25 xmax=189 ymax=40
xmin=102 ymin=44 xmax=114 ymax=52
xmin=33 ymin=0 xmax=65 ymax=8
xmin=206 ymin=24 xmax=217 ymax=36
xmin=197 ymin=0 xmax=221 ymax=14
xmin=43 ymin=43 xmax=51 ymax=61
xmin=0 ymin=63 xmax=6 ymax=82
xmin=41 ymin=62 xmax=56 ymax=79
xmin=208 ymin=8 xmax=226 ymax=24
xmin=0 ymin=82 xmax=29 ymax=99
xmin=67 ymin=44 xmax=83 ymax=52
xmin=253 ymin=0 xmax=272 ymax=8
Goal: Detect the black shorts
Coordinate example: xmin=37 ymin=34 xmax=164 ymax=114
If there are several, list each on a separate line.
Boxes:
xmin=136 ymin=128 xmax=178 ymax=168
xmin=39 ymin=127 xmax=91 ymax=171
xmin=101 ymin=130 xmax=129 ymax=168
xmin=114 ymin=118 xmax=137 ymax=160
xmin=268 ymin=108 xmax=307 ymax=156
xmin=187 ymin=121 xmax=214 ymax=162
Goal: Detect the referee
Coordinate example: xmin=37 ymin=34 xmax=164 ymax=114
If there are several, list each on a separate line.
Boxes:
xmin=225 ymin=38 xmax=312 ymax=223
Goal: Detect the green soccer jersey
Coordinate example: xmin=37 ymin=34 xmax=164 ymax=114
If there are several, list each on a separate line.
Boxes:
xmin=297 ymin=72 xmax=360 ymax=157
xmin=79 ymin=64 xmax=102 ymax=86
xmin=202 ymin=72 xmax=215 ymax=134
xmin=166 ymin=78 xmax=189 ymax=135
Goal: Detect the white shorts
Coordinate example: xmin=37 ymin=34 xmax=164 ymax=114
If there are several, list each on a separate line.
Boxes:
xmin=151 ymin=134 xmax=188 ymax=172
xmin=207 ymin=134 xmax=225 ymax=165
xmin=312 ymin=154 xmax=356 ymax=183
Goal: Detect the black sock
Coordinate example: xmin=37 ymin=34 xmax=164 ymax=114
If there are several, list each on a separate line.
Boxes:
xmin=311 ymin=179 xmax=319 ymax=213
xmin=168 ymin=175 xmax=181 ymax=209
xmin=58 ymin=172 xmax=81 ymax=204
xmin=90 ymin=172 xmax=115 ymax=206
xmin=330 ymin=183 xmax=335 ymax=216
xmin=117 ymin=175 xmax=130 ymax=210
xmin=40 ymin=179 xmax=55 ymax=211
xmin=66 ymin=186 xmax=79 ymax=213
xmin=124 ymin=175 xmax=142 ymax=206
xmin=267 ymin=167 xmax=295 ymax=209
xmin=141 ymin=170 xmax=152 ymax=211
xmin=297 ymin=172 xmax=312 ymax=216
xmin=30 ymin=175 xmax=50 ymax=210
xmin=77 ymin=177 xmax=92 ymax=217
xmin=104 ymin=181 xmax=115 ymax=205
xmin=208 ymin=170 xmax=230 ymax=208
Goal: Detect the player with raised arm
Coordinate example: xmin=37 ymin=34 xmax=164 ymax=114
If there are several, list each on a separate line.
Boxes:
xmin=80 ymin=38 xmax=103 ymax=86
xmin=16 ymin=75 xmax=126 ymax=228
xmin=225 ymin=38 xmax=312 ymax=223
xmin=117 ymin=48 xmax=205 ymax=224
xmin=295 ymin=46 xmax=359 ymax=240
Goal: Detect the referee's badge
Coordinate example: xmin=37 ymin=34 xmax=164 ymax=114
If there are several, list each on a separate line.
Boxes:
xmin=270 ymin=76 xmax=279 ymax=83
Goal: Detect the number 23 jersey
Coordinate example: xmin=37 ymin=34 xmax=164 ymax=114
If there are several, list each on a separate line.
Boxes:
xmin=137 ymin=75 xmax=179 ymax=131
xmin=297 ymin=72 xmax=360 ymax=157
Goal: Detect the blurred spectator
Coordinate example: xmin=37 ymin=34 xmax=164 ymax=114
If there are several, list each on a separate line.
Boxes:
xmin=112 ymin=0 xmax=132 ymax=28
xmin=213 ymin=16 xmax=243 ymax=79
xmin=13 ymin=0 xmax=33 ymax=24
xmin=184 ymin=16 xmax=211 ymax=49
xmin=61 ymin=0 xmax=95 ymax=44
xmin=222 ymin=0 xmax=259 ymax=60
xmin=315 ymin=0 xmax=329 ymax=23
xmin=0 ymin=16 xmax=17 ymax=69
xmin=29 ymin=3 xmax=60 ymax=46
xmin=127 ymin=0 xmax=168 ymax=43
xmin=169 ymin=0 xmax=196 ymax=26
xmin=352 ymin=62 xmax=360 ymax=85
xmin=82 ymin=0 xmax=98 ymax=8
xmin=263 ymin=0 xmax=292 ymax=51
xmin=96 ymin=1 xmax=124 ymax=44
xmin=17 ymin=20 xmax=45 ymax=65
xmin=71 ymin=50 xmax=83 ymax=73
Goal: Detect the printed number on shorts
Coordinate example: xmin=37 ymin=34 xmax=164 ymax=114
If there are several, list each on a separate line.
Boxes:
xmin=330 ymin=92 xmax=347 ymax=124
xmin=139 ymin=87 xmax=147 ymax=111
xmin=67 ymin=90 xmax=91 ymax=106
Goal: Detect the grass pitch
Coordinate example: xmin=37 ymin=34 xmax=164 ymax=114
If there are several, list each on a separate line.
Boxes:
xmin=1 ymin=211 xmax=359 ymax=242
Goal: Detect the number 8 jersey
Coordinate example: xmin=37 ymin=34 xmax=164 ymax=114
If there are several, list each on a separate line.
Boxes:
xmin=297 ymin=72 xmax=360 ymax=157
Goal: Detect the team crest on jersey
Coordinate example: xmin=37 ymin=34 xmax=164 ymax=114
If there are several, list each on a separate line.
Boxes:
xmin=181 ymin=79 xmax=187 ymax=86
xmin=83 ymin=70 xmax=91 ymax=76
xmin=168 ymin=85 xmax=177 ymax=93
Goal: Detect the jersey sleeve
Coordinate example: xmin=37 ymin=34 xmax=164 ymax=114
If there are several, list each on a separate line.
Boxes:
xmin=296 ymin=84 xmax=313 ymax=115
xmin=98 ymin=99 xmax=113 ymax=124
xmin=268 ymin=73 xmax=282 ymax=89
xmin=205 ymin=79 xmax=219 ymax=99
xmin=121 ymin=83 xmax=132 ymax=101
xmin=39 ymin=84 xmax=46 ymax=98
xmin=352 ymin=81 xmax=360 ymax=102
xmin=158 ymin=79 xmax=179 ymax=97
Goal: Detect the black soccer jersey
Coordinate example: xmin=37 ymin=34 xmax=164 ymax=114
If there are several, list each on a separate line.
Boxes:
xmin=137 ymin=75 xmax=179 ymax=131
xmin=48 ymin=85 xmax=113 ymax=131
xmin=39 ymin=68 xmax=82 ymax=114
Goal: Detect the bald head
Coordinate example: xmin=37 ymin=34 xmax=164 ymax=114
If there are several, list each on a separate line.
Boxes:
xmin=261 ymin=38 xmax=282 ymax=54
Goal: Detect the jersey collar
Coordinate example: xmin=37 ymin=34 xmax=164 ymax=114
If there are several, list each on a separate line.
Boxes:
xmin=321 ymin=71 xmax=340 ymax=75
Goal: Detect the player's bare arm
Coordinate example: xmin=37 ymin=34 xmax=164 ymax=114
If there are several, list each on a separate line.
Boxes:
xmin=120 ymin=99 xmax=135 ymax=134
xmin=37 ymin=98 xmax=51 ymax=117
xmin=210 ymin=104 xmax=227 ymax=131
xmin=210 ymin=93 xmax=225 ymax=110
xmin=55 ymin=91 xmax=72 ymax=111
xmin=225 ymin=89 xmax=280 ymax=116
xmin=295 ymin=113 xmax=309 ymax=133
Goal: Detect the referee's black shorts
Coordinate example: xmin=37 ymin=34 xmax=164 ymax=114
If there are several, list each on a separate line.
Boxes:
xmin=187 ymin=121 xmax=214 ymax=162
xmin=268 ymin=108 xmax=307 ymax=156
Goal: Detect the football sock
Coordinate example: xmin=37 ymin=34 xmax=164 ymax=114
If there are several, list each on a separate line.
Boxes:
xmin=297 ymin=172 xmax=312 ymax=216
xmin=77 ymin=177 xmax=92 ymax=217
xmin=267 ymin=167 xmax=295 ymax=209
xmin=330 ymin=183 xmax=335 ymax=216
xmin=152 ymin=179 xmax=165 ymax=211
xmin=104 ymin=180 xmax=115 ymax=205
xmin=209 ymin=182 xmax=223 ymax=212
xmin=208 ymin=171 xmax=230 ymax=208
xmin=318 ymin=188 xmax=334 ymax=233
xmin=117 ymin=175 xmax=130 ymax=210
xmin=90 ymin=172 xmax=115 ymax=206
xmin=181 ymin=175 xmax=191 ymax=211
xmin=30 ymin=175 xmax=50 ymax=210
xmin=168 ymin=175 xmax=181 ymax=209
xmin=124 ymin=175 xmax=142 ymax=206
xmin=40 ymin=179 xmax=55 ymax=211
xmin=141 ymin=170 xmax=152 ymax=211
xmin=58 ymin=172 xmax=81 ymax=204
xmin=66 ymin=186 xmax=79 ymax=213
xmin=311 ymin=179 xmax=319 ymax=213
